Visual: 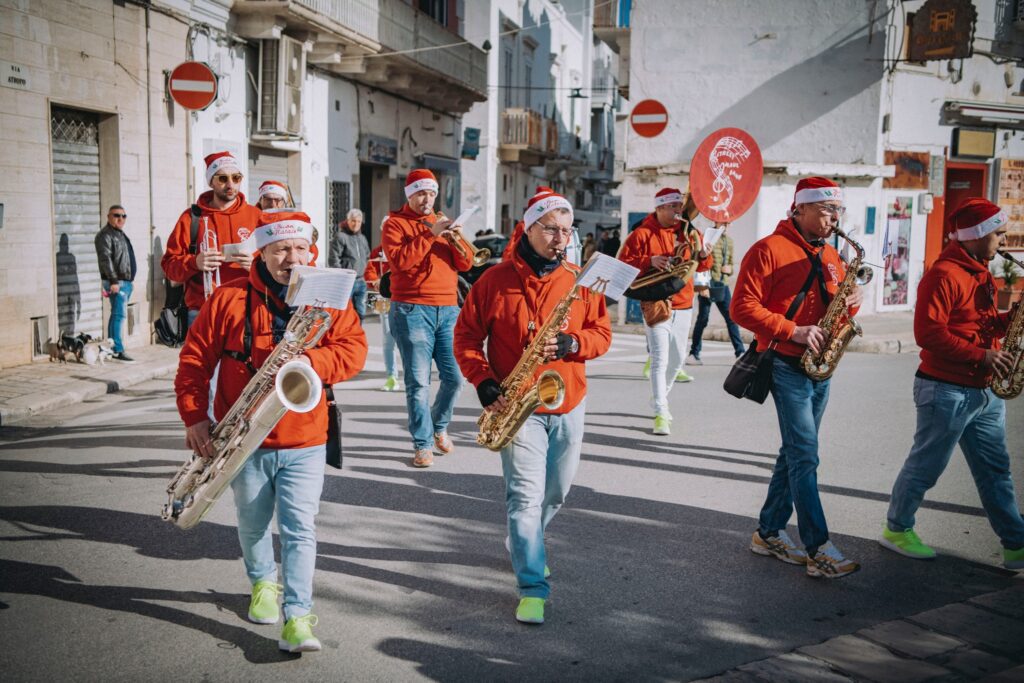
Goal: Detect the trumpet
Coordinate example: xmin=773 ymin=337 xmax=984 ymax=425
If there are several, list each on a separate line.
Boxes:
xmin=201 ymin=218 xmax=221 ymax=300
xmin=437 ymin=214 xmax=491 ymax=267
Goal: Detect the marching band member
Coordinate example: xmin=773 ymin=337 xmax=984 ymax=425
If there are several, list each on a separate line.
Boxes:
xmin=162 ymin=152 xmax=261 ymax=326
xmin=731 ymin=177 xmax=862 ymax=579
xmin=383 ymin=169 xmax=473 ymax=467
xmin=454 ymin=189 xmax=611 ymax=625
xmin=257 ymin=180 xmax=290 ymax=210
xmin=617 ymin=188 xmax=712 ymax=436
xmin=174 ymin=210 xmax=367 ymax=652
xmin=364 ymin=244 xmax=402 ymax=391
xmin=880 ymin=198 xmax=1024 ymax=570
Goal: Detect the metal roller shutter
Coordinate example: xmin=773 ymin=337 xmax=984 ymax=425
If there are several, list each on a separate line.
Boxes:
xmin=51 ymin=107 xmax=102 ymax=338
xmin=248 ymin=147 xmax=291 ymax=204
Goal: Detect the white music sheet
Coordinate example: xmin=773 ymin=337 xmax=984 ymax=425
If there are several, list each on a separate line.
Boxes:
xmin=450 ymin=205 xmax=480 ymax=230
xmin=576 ymin=252 xmax=640 ymax=301
xmin=222 ymin=236 xmax=257 ymax=258
xmin=286 ymin=266 xmax=356 ymax=309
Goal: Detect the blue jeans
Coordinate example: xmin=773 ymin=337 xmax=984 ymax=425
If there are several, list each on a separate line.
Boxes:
xmin=380 ymin=303 xmax=399 ymax=378
xmin=389 ymin=303 xmax=464 ymax=450
xmin=230 ymin=445 xmax=326 ymax=620
xmin=501 ymin=402 xmax=585 ymax=599
xmin=690 ymin=285 xmax=745 ymax=357
xmin=759 ymin=358 xmax=831 ymax=552
xmin=351 ymin=278 xmax=367 ymax=322
xmin=887 ymin=377 xmax=1024 ymax=549
xmin=102 ymin=280 xmax=132 ymax=353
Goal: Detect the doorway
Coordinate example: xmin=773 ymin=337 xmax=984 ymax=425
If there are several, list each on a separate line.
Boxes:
xmin=925 ymin=161 xmax=988 ymax=266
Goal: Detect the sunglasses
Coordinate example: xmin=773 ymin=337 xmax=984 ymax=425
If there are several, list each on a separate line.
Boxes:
xmin=213 ymin=173 xmax=244 ymax=184
xmin=110 ymin=212 xmax=127 ymax=218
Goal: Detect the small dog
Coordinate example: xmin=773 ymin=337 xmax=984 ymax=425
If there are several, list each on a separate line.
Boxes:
xmin=81 ymin=338 xmax=115 ymax=366
xmin=56 ymin=332 xmax=94 ymax=363
xmin=47 ymin=337 xmax=73 ymax=364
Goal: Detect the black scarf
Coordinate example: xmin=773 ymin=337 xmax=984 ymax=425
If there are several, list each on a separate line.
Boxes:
xmin=517 ymin=236 xmax=561 ymax=277
xmin=255 ymin=260 xmax=297 ymax=343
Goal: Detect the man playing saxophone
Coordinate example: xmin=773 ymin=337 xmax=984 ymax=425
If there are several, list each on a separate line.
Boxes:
xmin=383 ymin=169 xmax=473 ymax=467
xmin=175 ymin=210 xmax=367 ymax=652
xmin=454 ymin=190 xmax=611 ymax=625
xmin=731 ymin=177 xmax=863 ymax=579
xmin=618 ymin=187 xmax=712 ymax=436
xmin=880 ymin=198 xmax=1024 ymax=570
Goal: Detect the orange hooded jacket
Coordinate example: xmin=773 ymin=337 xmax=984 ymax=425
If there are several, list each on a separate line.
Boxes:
xmin=454 ymin=247 xmax=612 ymax=415
xmin=175 ymin=262 xmax=367 ymax=449
xmin=382 ymin=204 xmax=473 ymax=305
xmin=617 ymin=213 xmax=713 ymax=310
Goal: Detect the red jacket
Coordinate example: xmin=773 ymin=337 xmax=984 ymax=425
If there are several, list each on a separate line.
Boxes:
xmin=617 ymin=213 xmax=712 ymax=309
xmin=382 ymin=205 xmax=473 ymax=305
xmin=731 ymin=219 xmax=858 ymax=359
xmin=454 ymin=251 xmax=612 ymax=414
xmin=161 ymin=192 xmax=262 ymax=311
xmin=363 ymin=245 xmax=390 ymax=283
xmin=915 ymin=241 xmax=1010 ymax=387
xmin=175 ymin=262 xmax=367 ymax=449
xmin=502 ymin=221 xmax=526 ymax=260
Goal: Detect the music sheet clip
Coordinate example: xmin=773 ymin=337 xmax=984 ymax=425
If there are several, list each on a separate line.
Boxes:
xmin=286 ymin=266 xmax=356 ymax=309
xmin=576 ymin=253 xmax=640 ymax=301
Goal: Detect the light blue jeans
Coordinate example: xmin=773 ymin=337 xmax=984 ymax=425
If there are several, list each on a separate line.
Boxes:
xmin=380 ymin=303 xmax=399 ymax=379
xmin=501 ymin=402 xmax=586 ymax=599
xmin=389 ymin=302 xmax=464 ymax=450
xmin=887 ymin=377 xmax=1024 ymax=549
xmin=102 ymin=280 xmax=132 ymax=353
xmin=759 ymin=357 xmax=832 ymax=554
xmin=230 ymin=445 xmax=326 ymax=620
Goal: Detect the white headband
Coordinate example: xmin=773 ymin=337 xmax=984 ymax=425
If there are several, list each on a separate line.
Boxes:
xmin=655 ymin=192 xmax=683 ymax=207
xmin=254 ymin=220 xmax=314 ymax=249
xmin=405 ymin=178 xmax=439 ymax=198
xmin=952 ymin=210 xmax=1008 ymax=241
xmin=259 ymin=183 xmax=288 ymax=199
xmin=206 ymin=155 xmax=241 ymax=186
xmin=794 ymin=186 xmax=843 ymax=205
xmin=524 ymin=195 xmax=574 ymax=228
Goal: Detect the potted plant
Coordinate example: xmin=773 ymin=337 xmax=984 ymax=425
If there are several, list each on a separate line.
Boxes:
xmin=996 ymin=254 xmax=1021 ymax=310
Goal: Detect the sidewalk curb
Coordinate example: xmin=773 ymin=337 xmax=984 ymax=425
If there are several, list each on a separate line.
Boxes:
xmin=0 ymin=356 xmax=179 ymax=428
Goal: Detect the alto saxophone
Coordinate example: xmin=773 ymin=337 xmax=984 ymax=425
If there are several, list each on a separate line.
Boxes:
xmin=801 ymin=226 xmax=873 ymax=380
xmin=476 ymin=254 xmax=581 ymax=451
xmin=991 ymin=250 xmax=1024 ymax=399
xmin=162 ymin=306 xmax=332 ymax=529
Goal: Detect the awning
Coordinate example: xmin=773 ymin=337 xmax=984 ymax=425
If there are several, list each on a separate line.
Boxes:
xmin=944 ymin=100 xmax=1024 ymax=128
xmin=418 ymin=153 xmax=461 ymax=175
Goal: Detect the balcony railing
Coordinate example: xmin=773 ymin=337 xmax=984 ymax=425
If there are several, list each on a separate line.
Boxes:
xmin=292 ymin=0 xmax=380 ymax=38
xmin=499 ymin=109 xmax=559 ymax=164
xmin=594 ymin=0 xmax=630 ymax=28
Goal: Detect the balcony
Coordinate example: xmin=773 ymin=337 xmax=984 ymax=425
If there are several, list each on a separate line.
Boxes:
xmin=498 ymin=109 xmax=559 ymax=166
xmin=232 ymin=0 xmax=487 ymax=113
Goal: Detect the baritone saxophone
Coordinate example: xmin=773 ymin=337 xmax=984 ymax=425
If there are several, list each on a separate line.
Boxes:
xmin=800 ymin=226 xmax=873 ymax=380
xmin=162 ymin=306 xmax=331 ymax=529
xmin=991 ymin=250 xmax=1024 ymax=399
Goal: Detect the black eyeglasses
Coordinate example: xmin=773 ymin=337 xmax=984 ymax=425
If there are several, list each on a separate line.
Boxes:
xmin=110 ymin=213 xmax=126 ymax=218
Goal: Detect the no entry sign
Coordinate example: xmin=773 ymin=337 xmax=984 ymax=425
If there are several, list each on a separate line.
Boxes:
xmin=630 ymin=99 xmax=668 ymax=138
xmin=168 ymin=61 xmax=218 ymax=111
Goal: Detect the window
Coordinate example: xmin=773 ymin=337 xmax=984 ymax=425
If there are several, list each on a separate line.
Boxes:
xmin=524 ymin=62 xmax=532 ymax=109
xmin=418 ymin=0 xmax=447 ymax=26
xmin=504 ymin=48 xmax=513 ymax=108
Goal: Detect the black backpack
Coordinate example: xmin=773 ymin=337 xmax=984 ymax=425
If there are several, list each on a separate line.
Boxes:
xmin=154 ymin=205 xmax=201 ymax=347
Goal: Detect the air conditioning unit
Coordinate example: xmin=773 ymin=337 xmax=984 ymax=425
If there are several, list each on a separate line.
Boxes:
xmin=258 ymin=36 xmax=305 ymax=136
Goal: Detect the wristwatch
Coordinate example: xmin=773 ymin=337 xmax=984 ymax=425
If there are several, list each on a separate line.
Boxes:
xmin=569 ymin=335 xmax=580 ymax=355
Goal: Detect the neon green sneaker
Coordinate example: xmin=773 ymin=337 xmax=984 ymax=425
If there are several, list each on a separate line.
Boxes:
xmin=544 ymin=565 xmax=551 ymax=579
xmin=653 ymin=415 xmax=671 ymax=436
xmin=248 ymin=580 xmax=282 ymax=624
xmin=642 ymin=357 xmax=651 ymax=379
xmin=279 ymin=614 xmax=321 ymax=652
xmin=879 ymin=526 xmax=936 ymax=560
xmin=381 ymin=376 xmax=398 ymax=392
xmin=675 ymin=369 xmax=694 ymax=383
xmin=1003 ymin=546 xmax=1024 ymax=570
xmin=515 ymin=597 xmax=545 ymax=624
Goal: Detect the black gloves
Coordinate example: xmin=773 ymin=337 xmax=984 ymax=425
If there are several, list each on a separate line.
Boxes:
xmin=477 ymin=378 xmax=503 ymax=408
xmin=552 ymin=333 xmax=578 ymax=360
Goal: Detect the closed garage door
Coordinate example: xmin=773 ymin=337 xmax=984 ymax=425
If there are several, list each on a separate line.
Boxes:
xmin=52 ymin=106 xmax=102 ymax=338
xmin=249 ymin=147 xmax=291 ymax=204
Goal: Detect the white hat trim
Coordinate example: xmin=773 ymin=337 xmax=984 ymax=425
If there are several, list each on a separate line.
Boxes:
xmin=404 ymin=178 xmax=439 ymax=198
xmin=259 ymin=182 xmax=288 ymax=199
xmin=206 ymin=155 xmax=242 ymax=186
xmin=954 ymin=210 xmax=1008 ymax=241
xmin=523 ymin=196 xmax=573 ymax=228
xmin=794 ymin=186 xmax=843 ymax=205
xmin=254 ymin=220 xmax=314 ymax=249
xmin=654 ymin=192 xmax=684 ymax=207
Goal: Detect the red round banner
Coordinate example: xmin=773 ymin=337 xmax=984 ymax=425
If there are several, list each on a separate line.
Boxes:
xmin=689 ymin=128 xmax=763 ymax=223
xmin=168 ymin=61 xmax=218 ymax=111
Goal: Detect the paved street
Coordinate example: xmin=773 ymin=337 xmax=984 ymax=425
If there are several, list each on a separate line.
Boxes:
xmin=1 ymin=322 xmax=1023 ymax=681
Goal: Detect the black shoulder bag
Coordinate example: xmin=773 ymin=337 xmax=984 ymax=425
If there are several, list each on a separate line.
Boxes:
xmin=723 ymin=253 xmax=822 ymax=403
xmin=155 ymin=204 xmax=201 ymax=346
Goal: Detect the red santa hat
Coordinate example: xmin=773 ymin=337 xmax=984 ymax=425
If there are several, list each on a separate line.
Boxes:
xmin=254 ymin=210 xmax=314 ymax=250
xmin=258 ymin=180 xmax=288 ymax=200
xmin=948 ymin=198 xmax=1008 ymax=241
xmin=792 ymin=176 xmax=843 ymax=208
xmin=204 ymin=151 xmax=242 ymax=187
xmin=404 ymin=169 xmax=439 ymax=198
xmin=654 ymin=187 xmax=684 ymax=207
xmin=523 ymin=186 xmax=573 ymax=227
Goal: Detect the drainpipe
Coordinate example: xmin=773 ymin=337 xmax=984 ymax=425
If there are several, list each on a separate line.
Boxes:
xmin=145 ymin=4 xmax=158 ymax=327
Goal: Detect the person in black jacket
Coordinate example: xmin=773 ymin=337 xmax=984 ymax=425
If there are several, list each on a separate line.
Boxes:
xmin=329 ymin=208 xmax=370 ymax=320
xmin=94 ymin=205 xmax=137 ymax=361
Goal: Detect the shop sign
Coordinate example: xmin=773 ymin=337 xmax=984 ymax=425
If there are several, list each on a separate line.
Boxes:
xmin=908 ymin=0 xmax=977 ymax=62
xmin=359 ymin=134 xmax=398 ymax=165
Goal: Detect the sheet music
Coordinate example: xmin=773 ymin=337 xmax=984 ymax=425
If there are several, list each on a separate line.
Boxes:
xmin=286 ymin=266 xmax=356 ymax=309
xmin=450 ymin=205 xmax=480 ymax=230
xmin=222 ymin=236 xmax=257 ymax=258
xmin=576 ymin=252 xmax=640 ymax=301
xmin=701 ymin=226 xmax=725 ymax=251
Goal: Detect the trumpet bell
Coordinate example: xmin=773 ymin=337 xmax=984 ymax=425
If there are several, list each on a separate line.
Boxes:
xmin=472 ymin=246 xmax=492 ymax=267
